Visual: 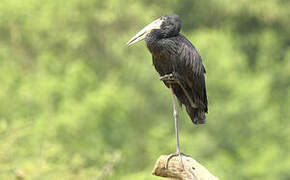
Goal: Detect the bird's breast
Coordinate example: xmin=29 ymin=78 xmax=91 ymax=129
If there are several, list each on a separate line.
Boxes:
xmin=146 ymin=38 xmax=179 ymax=76
xmin=152 ymin=53 xmax=174 ymax=76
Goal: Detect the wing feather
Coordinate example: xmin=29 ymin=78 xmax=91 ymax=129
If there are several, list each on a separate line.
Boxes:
xmin=173 ymin=35 xmax=208 ymax=112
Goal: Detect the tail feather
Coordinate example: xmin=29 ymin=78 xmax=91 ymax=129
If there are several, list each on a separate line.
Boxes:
xmin=186 ymin=105 xmax=206 ymax=125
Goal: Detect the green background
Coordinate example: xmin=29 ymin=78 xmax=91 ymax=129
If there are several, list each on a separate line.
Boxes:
xmin=0 ymin=0 xmax=289 ymax=179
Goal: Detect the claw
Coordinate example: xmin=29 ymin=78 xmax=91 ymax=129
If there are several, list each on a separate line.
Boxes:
xmin=180 ymin=152 xmax=191 ymax=157
xmin=159 ymin=73 xmax=175 ymax=82
xmin=165 ymin=152 xmax=191 ymax=170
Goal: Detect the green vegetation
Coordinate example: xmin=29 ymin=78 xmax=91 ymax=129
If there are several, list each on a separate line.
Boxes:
xmin=0 ymin=0 xmax=289 ymax=179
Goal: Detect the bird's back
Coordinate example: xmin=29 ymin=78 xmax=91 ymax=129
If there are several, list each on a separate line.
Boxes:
xmin=149 ymin=34 xmax=208 ymax=124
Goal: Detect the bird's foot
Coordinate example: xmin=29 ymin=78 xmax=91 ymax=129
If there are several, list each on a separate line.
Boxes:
xmin=159 ymin=74 xmax=177 ymax=83
xmin=165 ymin=152 xmax=191 ymax=170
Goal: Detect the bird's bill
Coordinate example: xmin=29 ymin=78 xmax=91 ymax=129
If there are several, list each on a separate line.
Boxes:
xmin=126 ymin=18 xmax=164 ymax=46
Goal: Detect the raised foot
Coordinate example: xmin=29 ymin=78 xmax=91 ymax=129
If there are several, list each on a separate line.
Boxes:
xmin=159 ymin=73 xmax=177 ymax=83
xmin=165 ymin=152 xmax=191 ymax=170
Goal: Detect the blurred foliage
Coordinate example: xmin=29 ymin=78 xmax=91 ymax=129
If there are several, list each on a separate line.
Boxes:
xmin=0 ymin=0 xmax=289 ymax=179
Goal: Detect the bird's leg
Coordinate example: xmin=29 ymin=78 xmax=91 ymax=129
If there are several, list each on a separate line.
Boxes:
xmin=164 ymin=85 xmax=191 ymax=170
xmin=159 ymin=73 xmax=197 ymax=109
xmin=171 ymin=84 xmax=181 ymax=156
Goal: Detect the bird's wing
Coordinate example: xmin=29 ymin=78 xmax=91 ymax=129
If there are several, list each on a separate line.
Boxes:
xmin=173 ymin=35 xmax=208 ymax=112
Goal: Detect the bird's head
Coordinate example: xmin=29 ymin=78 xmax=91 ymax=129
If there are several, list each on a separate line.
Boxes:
xmin=127 ymin=14 xmax=181 ymax=46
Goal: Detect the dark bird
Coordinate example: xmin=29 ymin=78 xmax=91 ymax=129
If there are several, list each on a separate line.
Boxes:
xmin=127 ymin=14 xmax=208 ymax=167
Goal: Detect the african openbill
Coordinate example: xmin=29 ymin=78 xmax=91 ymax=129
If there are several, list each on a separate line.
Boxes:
xmin=127 ymin=14 xmax=208 ymax=168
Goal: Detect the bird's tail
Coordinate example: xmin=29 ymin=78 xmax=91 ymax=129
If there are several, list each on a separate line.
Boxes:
xmin=185 ymin=105 xmax=206 ymax=125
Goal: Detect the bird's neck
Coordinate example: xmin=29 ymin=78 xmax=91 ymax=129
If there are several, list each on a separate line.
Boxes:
xmin=145 ymin=33 xmax=162 ymax=54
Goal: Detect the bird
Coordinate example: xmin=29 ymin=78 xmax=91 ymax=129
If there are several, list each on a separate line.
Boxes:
xmin=127 ymin=14 xmax=208 ymax=168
